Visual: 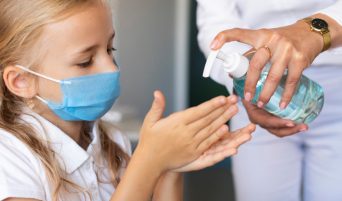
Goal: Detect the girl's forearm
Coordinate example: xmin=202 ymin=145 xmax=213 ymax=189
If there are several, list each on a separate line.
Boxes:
xmin=110 ymin=148 xmax=163 ymax=201
xmin=152 ymin=172 xmax=183 ymax=201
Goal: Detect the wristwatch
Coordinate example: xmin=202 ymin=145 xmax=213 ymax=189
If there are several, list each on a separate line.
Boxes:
xmin=302 ymin=17 xmax=331 ymax=52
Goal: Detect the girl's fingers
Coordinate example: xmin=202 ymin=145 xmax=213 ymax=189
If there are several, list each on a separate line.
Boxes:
xmin=188 ymin=99 xmax=236 ymax=133
xmin=193 ymin=148 xmax=237 ymax=171
xmin=203 ymin=148 xmax=238 ymax=168
xmin=226 ymin=133 xmax=253 ymax=149
xmin=237 ymin=123 xmax=256 ymax=136
xmin=217 ymin=124 xmax=255 ymax=151
xmin=205 ymin=131 xmax=252 ymax=156
xmin=182 ymin=95 xmax=237 ymax=124
xmin=194 ymin=105 xmax=239 ymax=149
xmin=143 ymin=91 xmax=166 ymax=126
xmin=174 ymin=124 xmax=256 ymax=172
xmin=204 ymin=140 xmax=230 ymax=155
xmin=173 ymin=148 xmax=237 ymax=172
xmin=195 ymin=124 xmax=229 ymax=153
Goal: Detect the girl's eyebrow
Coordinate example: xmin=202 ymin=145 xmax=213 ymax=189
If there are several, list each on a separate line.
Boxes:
xmin=72 ymin=32 xmax=115 ymax=55
xmin=78 ymin=45 xmax=99 ymax=54
xmin=73 ymin=32 xmax=115 ymax=56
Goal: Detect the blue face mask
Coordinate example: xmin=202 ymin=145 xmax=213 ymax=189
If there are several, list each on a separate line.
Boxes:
xmin=16 ymin=65 xmax=120 ymax=121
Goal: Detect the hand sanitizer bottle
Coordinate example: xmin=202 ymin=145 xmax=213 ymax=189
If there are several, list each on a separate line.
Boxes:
xmin=203 ymin=49 xmax=324 ymax=124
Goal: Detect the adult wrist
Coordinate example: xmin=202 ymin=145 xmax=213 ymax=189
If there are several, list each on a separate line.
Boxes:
xmin=299 ymin=16 xmax=331 ymax=52
xmin=311 ymin=13 xmax=342 ymax=49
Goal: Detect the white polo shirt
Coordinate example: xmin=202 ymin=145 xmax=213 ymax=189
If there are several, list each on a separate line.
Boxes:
xmin=0 ymin=110 xmax=132 ymax=201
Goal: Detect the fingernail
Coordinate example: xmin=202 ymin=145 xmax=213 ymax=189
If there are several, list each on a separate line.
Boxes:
xmin=280 ymin=102 xmax=287 ymax=110
xmin=286 ymin=122 xmax=295 ymax=127
xmin=228 ymin=95 xmax=235 ymax=101
xmin=221 ymin=125 xmax=228 ymax=132
xmin=257 ymin=101 xmax=264 ymax=108
xmin=245 ymin=92 xmax=252 ymax=102
xmin=300 ymin=127 xmax=307 ymax=132
xmin=210 ymin=39 xmax=219 ymax=49
xmin=219 ymin=97 xmax=226 ymax=104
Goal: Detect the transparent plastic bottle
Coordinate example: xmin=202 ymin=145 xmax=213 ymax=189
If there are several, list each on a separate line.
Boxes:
xmin=203 ymin=50 xmax=324 ymax=124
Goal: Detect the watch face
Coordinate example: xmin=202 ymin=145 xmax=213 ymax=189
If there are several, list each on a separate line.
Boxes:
xmin=312 ymin=18 xmax=328 ymax=30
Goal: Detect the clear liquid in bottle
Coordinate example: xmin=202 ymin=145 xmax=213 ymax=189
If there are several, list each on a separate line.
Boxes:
xmin=203 ymin=50 xmax=324 ymax=124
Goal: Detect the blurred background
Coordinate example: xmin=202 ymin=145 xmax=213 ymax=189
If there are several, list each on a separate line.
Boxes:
xmin=108 ymin=0 xmax=234 ymax=200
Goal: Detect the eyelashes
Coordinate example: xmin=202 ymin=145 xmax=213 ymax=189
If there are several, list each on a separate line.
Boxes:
xmin=109 ymin=47 xmax=118 ymax=66
xmin=77 ymin=59 xmax=93 ymax=68
xmin=77 ymin=47 xmax=117 ymax=68
xmin=109 ymin=47 xmax=117 ymax=53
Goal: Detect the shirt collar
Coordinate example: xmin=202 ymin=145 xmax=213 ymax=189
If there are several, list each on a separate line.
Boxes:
xmin=20 ymin=109 xmax=102 ymax=174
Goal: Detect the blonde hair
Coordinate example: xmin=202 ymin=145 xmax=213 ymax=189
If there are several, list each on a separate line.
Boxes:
xmin=0 ymin=0 xmax=129 ymax=200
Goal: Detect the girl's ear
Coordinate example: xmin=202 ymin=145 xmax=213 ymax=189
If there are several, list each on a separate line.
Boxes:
xmin=3 ymin=65 xmax=37 ymax=98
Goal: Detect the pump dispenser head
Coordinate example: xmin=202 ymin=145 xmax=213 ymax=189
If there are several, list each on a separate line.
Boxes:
xmin=203 ymin=49 xmax=249 ymax=78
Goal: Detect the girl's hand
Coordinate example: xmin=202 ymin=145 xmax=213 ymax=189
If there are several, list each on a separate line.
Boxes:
xmin=173 ymin=123 xmax=256 ymax=172
xmin=136 ymin=91 xmax=240 ymax=173
xmin=210 ymin=13 xmax=341 ymax=109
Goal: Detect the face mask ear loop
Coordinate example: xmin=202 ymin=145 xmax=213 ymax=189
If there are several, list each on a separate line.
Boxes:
xmin=15 ymin=65 xmax=71 ymax=84
xmin=35 ymin=95 xmax=48 ymax=104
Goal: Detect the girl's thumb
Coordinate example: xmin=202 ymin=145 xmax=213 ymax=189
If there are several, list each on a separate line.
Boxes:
xmin=144 ymin=90 xmax=166 ymax=125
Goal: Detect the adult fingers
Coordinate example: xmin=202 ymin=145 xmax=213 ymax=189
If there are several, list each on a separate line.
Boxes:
xmin=280 ymin=53 xmax=308 ymax=108
xmin=257 ymin=44 xmax=290 ymax=107
xmin=210 ymin=28 xmax=259 ymax=50
xmin=244 ymin=48 xmax=272 ymax=102
xmin=242 ymin=100 xmax=296 ymax=128
xmin=267 ymin=124 xmax=308 ymax=137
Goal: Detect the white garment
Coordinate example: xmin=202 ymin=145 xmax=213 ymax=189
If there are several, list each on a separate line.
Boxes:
xmin=0 ymin=110 xmax=131 ymax=201
xmin=196 ymin=1 xmax=342 ymax=201
xmin=197 ymin=0 xmax=342 ymax=93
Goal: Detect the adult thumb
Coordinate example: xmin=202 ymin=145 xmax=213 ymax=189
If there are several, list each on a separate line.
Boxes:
xmin=144 ymin=90 xmax=166 ymax=125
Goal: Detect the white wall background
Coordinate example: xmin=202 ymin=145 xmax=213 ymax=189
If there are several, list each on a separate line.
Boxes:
xmin=110 ymin=0 xmax=189 ymax=122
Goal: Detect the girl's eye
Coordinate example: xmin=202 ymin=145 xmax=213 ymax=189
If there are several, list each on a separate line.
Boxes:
xmin=77 ymin=58 xmax=93 ymax=68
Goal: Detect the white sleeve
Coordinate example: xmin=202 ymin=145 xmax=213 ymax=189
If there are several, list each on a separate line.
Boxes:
xmin=101 ymin=121 xmax=132 ymax=156
xmin=319 ymin=0 xmax=342 ymax=53
xmin=0 ymin=138 xmax=45 ymax=200
xmin=320 ymin=1 xmax=342 ymax=28
xmin=115 ymin=132 xmax=132 ymax=156
xmin=121 ymin=133 xmax=132 ymax=156
xmin=196 ymin=0 xmax=251 ymax=93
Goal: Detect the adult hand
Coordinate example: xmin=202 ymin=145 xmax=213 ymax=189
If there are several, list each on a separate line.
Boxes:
xmin=242 ymin=99 xmax=308 ymax=137
xmin=210 ymin=14 xmax=338 ymax=109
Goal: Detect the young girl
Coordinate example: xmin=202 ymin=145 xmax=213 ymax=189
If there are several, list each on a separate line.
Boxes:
xmin=0 ymin=0 xmax=255 ymax=201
